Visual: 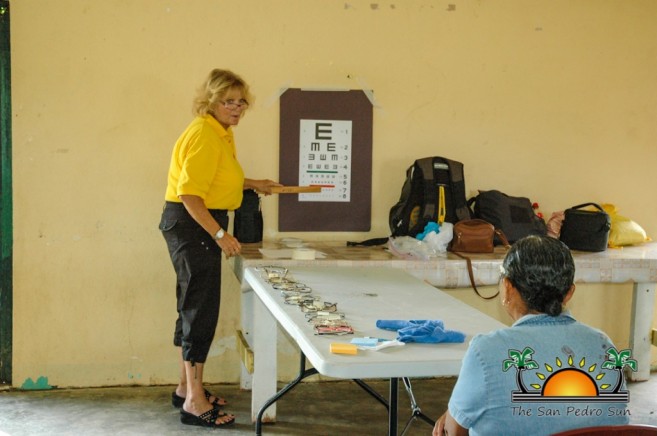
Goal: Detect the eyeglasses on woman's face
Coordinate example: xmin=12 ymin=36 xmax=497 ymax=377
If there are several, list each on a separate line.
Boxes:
xmin=219 ymin=99 xmax=249 ymax=110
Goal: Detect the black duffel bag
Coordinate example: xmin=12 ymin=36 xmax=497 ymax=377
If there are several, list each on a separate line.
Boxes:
xmin=469 ymin=189 xmax=547 ymax=244
xmin=559 ymin=203 xmax=611 ymax=252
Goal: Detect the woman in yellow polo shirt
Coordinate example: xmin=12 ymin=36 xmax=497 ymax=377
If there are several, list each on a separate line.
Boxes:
xmin=159 ymin=69 xmax=280 ymax=428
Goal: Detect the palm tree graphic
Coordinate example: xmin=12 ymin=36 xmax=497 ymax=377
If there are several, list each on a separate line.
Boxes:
xmin=601 ymin=348 xmax=636 ymax=393
xmin=503 ymin=347 xmax=538 ymax=393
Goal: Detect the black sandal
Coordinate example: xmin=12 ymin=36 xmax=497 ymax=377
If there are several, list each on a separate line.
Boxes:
xmin=180 ymin=407 xmax=235 ymax=428
xmin=171 ymin=389 xmax=228 ymax=408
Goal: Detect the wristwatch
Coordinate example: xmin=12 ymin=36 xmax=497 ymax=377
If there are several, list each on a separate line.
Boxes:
xmin=214 ymin=228 xmax=225 ymax=240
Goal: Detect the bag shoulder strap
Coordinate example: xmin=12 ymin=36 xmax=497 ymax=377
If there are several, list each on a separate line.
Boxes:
xmin=495 ymin=228 xmax=511 ymax=248
xmin=568 ymin=203 xmax=605 ymax=213
xmin=451 ymin=252 xmax=500 ymax=300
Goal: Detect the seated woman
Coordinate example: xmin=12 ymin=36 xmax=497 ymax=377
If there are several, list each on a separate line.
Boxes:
xmin=434 ymin=235 xmax=630 ymax=436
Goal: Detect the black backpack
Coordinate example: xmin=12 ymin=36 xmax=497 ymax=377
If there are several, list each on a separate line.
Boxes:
xmin=389 ymin=157 xmax=471 ymax=237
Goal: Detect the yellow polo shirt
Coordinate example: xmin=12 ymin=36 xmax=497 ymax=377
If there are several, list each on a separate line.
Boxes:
xmin=165 ymin=115 xmax=245 ymax=210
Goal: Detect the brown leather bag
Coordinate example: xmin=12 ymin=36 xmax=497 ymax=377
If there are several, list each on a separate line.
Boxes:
xmin=449 ymin=219 xmax=510 ymax=299
xmin=450 ymin=219 xmax=510 ymax=253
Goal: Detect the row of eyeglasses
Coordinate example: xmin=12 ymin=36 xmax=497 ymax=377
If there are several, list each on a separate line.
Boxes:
xmin=256 ymin=266 xmax=354 ymax=336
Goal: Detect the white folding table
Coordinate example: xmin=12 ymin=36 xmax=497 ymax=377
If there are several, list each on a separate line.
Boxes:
xmin=236 ymin=242 xmax=657 ymax=389
xmin=244 ymin=266 xmax=506 ymax=435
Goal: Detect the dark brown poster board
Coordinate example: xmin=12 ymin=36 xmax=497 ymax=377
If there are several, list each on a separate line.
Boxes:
xmin=279 ymin=89 xmax=373 ymax=231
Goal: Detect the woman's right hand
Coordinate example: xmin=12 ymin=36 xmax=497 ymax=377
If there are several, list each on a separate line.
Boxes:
xmin=179 ymin=195 xmax=242 ymax=258
xmin=215 ymin=232 xmax=242 ymax=258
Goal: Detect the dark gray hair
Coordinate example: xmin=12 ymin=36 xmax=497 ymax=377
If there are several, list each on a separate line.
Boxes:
xmin=501 ymin=235 xmax=575 ymax=316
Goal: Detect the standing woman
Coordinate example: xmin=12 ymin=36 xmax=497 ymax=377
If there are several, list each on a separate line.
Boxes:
xmin=160 ymin=69 xmax=280 ymax=427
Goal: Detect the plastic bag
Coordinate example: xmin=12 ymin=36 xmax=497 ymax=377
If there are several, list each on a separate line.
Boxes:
xmin=423 ymin=222 xmax=454 ymax=253
xmin=415 ymin=222 xmax=453 ymax=253
xmin=547 ymin=211 xmax=565 ymax=238
xmin=602 ymin=204 xmax=649 ymax=247
xmin=388 ymin=236 xmax=438 ymax=261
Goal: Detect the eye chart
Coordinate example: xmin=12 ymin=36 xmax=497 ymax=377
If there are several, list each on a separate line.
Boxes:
xmin=298 ymin=119 xmax=352 ymax=202
xmin=279 ymin=89 xmax=373 ymax=232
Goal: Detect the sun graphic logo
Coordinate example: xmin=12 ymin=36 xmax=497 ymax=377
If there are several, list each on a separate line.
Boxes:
xmin=503 ymin=347 xmax=635 ymax=403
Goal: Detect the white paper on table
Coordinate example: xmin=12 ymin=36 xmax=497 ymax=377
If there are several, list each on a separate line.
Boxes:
xmin=358 ymin=340 xmax=406 ymax=352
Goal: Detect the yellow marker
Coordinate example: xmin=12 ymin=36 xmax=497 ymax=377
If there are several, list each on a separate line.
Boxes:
xmin=438 ymin=186 xmax=446 ymax=225
xmin=330 ymin=343 xmax=358 ymax=355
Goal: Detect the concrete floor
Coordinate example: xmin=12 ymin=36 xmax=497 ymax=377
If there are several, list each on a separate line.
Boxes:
xmin=1 ymin=374 xmax=656 ymax=436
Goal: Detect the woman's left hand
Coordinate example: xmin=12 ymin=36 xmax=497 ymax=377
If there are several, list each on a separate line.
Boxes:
xmin=433 ymin=412 xmax=447 ymax=436
xmin=433 ymin=410 xmax=468 ymax=436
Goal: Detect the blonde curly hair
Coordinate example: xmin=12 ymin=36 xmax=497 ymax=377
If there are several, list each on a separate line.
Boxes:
xmin=192 ymin=69 xmax=254 ymax=116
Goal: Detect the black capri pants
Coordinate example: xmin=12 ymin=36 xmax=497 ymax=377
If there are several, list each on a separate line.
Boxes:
xmin=159 ymin=201 xmax=229 ymax=364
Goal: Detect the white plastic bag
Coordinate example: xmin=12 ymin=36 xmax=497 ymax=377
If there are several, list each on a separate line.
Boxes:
xmin=388 ymin=236 xmax=438 ymax=261
xmin=423 ymin=222 xmax=454 ymax=253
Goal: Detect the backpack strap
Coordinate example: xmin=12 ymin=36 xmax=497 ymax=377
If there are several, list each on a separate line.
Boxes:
xmin=466 ymin=196 xmax=477 ymax=218
xmin=444 ymin=159 xmax=471 ymax=222
xmin=346 ymin=237 xmax=389 ymax=247
xmin=416 ymin=158 xmax=437 ymax=223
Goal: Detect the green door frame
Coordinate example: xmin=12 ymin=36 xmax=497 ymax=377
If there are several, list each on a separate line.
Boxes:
xmin=0 ymin=0 xmax=12 ymax=384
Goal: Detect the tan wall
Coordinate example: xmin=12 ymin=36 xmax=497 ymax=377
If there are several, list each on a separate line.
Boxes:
xmin=10 ymin=0 xmax=657 ymax=388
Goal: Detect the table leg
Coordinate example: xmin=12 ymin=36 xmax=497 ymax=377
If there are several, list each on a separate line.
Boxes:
xmin=353 ymin=379 xmax=389 ymax=410
xmin=255 ymin=353 xmax=318 ymax=436
xmin=629 ymin=282 xmax=656 ymax=381
xmin=389 ymin=378 xmax=398 ymax=436
xmin=240 ymin=289 xmax=254 ymax=390
xmin=355 ymin=378 xmax=435 ymax=435
xmin=400 ymin=377 xmax=436 ymax=434
xmin=252 ymin=293 xmax=279 ymax=422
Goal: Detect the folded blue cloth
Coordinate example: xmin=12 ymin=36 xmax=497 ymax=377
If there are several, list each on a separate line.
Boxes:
xmin=376 ymin=319 xmax=465 ymax=344
xmin=375 ymin=320 xmax=430 ymax=331
xmin=416 ymin=222 xmax=440 ymax=240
